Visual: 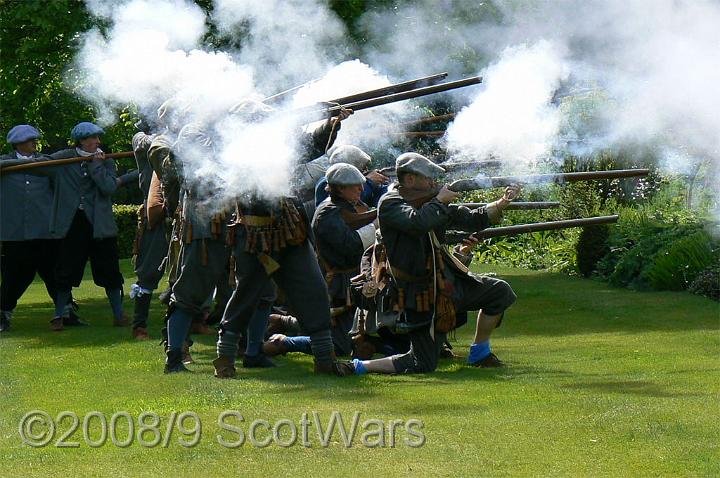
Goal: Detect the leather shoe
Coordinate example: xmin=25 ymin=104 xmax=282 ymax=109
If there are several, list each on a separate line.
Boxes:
xmin=50 ymin=317 xmax=64 ymax=331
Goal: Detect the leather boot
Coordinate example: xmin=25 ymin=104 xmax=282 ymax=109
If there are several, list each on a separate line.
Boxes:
xmin=164 ymin=348 xmax=190 ymax=373
xmin=213 ymin=355 xmax=237 ymax=378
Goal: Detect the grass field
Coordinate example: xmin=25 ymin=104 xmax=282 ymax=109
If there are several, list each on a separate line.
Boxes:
xmin=1 ymin=260 xmax=718 ymax=477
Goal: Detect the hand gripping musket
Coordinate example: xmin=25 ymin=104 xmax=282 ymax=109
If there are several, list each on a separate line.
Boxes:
xmin=339 ymin=202 xmax=377 ymax=229
xmin=444 ymin=215 xmax=620 ymax=244
xmin=0 ymin=151 xmax=135 ymax=175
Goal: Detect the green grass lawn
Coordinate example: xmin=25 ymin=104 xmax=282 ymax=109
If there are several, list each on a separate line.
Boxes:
xmin=1 ymin=260 xmax=718 ymax=477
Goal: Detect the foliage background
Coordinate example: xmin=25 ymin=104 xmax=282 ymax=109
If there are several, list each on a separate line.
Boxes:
xmin=2 ymin=0 xmax=717 ymax=298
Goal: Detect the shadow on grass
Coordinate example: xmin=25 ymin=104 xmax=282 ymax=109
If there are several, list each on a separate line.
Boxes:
xmin=465 ymin=280 xmax=719 ymax=338
xmin=3 ymin=297 xmax=168 ymax=349
xmin=562 ymin=380 xmax=705 ymax=398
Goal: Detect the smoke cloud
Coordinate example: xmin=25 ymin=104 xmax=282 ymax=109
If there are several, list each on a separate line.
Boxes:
xmin=443 ymin=41 xmax=569 ymax=172
xmin=72 ymin=0 xmax=718 ymax=213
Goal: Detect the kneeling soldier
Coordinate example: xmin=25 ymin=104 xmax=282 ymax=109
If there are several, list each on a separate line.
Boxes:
xmin=264 ymin=163 xmax=377 ymax=357
xmin=347 ymin=153 xmax=518 ymax=375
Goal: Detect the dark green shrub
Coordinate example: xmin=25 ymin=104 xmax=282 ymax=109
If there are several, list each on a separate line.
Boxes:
xmin=599 ymin=223 xmax=705 ymax=290
xmin=576 ymin=224 xmax=610 ymax=277
xmin=113 ymin=204 xmax=140 ymax=259
xmin=646 ymin=231 xmax=716 ymax=291
xmin=688 ymin=264 xmax=720 ymax=301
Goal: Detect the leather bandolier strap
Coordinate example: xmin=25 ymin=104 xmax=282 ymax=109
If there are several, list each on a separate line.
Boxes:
xmin=233 ymin=198 xmax=308 ymax=274
xmin=368 ymin=183 xmax=463 ymax=332
xmin=239 ymin=198 xmax=307 ymax=255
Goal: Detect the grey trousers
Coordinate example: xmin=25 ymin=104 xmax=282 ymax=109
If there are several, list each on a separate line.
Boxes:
xmin=171 ymin=237 xmax=230 ymax=315
xmin=134 ymin=223 xmax=168 ymax=290
xmin=391 ymin=274 xmax=516 ymax=374
xmin=219 ymin=235 xmax=331 ymax=339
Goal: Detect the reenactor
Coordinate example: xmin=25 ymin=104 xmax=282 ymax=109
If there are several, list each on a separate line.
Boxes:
xmin=0 ymin=125 xmax=65 ymax=331
xmin=213 ymin=103 xmax=356 ymax=378
xmin=2 ymin=122 xmax=127 ymax=330
xmin=344 ymin=153 xmax=519 ymax=375
xmin=129 ymin=126 xmax=169 ymax=340
xmin=313 ymin=145 xmax=389 ymax=208
xmin=264 ymin=163 xmax=377 ymax=358
xmin=151 ymin=122 xmax=232 ymax=373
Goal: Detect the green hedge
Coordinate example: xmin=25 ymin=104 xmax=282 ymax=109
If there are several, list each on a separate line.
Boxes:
xmin=591 ymin=185 xmax=719 ymax=296
xmin=113 ymin=204 xmax=139 ymax=259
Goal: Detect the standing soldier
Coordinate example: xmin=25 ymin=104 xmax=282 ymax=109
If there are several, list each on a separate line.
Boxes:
xmin=49 ymin=123 xmax=127 ymax=330
xmin=129 ymin=126 xmax=168 ymax=340
xmin=156 ymin=122 xmax=233 ymax=373
xmin=2 ymin=122 xmax=127 ymax=330
xmin=345 ymin=153 xmax=519 ymax=375
xmin=213 ymin=103 xmax=356 ymax=378
xmin=0 ymin=126 xmax=62 ymax=331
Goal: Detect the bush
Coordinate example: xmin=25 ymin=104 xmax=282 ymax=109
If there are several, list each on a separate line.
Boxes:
xmin=594 ymin=181 xmax=718 ymax=292
xmin=688 ymin=264 xmax=720 ymax=301
xmin=645 ymin=230 xmax=715 ymax=291
xmin=113 ymin=204 xmax=140 ymax=259
xmin=576 ymin=224 xmax=611 ymax=277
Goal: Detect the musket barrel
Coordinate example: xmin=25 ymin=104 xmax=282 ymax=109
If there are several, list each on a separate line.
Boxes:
xmin=449 ymin=169 xmax=650 ymax=191
xmin=0 ymin=151 xmax=135 ymax=174
xmin=393 ymin=131 xmax=446 ymax=138
xmin=445 ymin=215 xmax=619 ymax=243
xmin=458 ymin=201 xmax=561 ymax=210
xmin=320 ymin=76 xmax=483 ymax=117
xmin=440 ymin=160 xmax=502 ymax=171
xmin=402 ymin=113 xmax=456 ymax=127
xmin=263 ymin=79 xmax=318 ymax=104
xmin=475 ymin=215 xmax=619 ymax=239
xmin=327 ymin=72 xmax=449 ymax=105
xmin=378 ymin=159 xmax=498 ymax=176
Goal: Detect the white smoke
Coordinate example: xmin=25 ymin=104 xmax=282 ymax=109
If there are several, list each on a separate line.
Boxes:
xmin=73 ymin=0 xmax=719 ymax=211
xmin=76 ymin=0 xmax=256 ymax=125
xmin=291 ymin=60 xmax=417 ymax=154
xmin=443 ymin=41 xmax=569 ymax=172
xmin=74 ymin=0 xmax=344 ymax=201
xmin=359 ymin=0 xmax=719 ymax=211
xmin=213 ymin=0 xmax=348 ymax=95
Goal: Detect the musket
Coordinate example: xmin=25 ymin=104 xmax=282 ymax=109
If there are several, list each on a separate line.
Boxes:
xmin=458 ymin=201 xmax=560 ymax=210
xmin=399 ymin=169 xmax=649 ymax=209
xmin=326 ymin=72 xmax=448 ymax=106
xmin=312 ymin=76 xmax=483 ymax=119
xmin=445 ymin=215 xmax=619 ymax=244
xmin=393 ymin=131 xmax=446 ymax=139
xmin=402 ymin=112 xmax=456 ymax=127
xmin=378 ymin=159 xmax=500 ymax=177
xmin=263 ymin=79 xmax=319 ymax=104
xmin=0 ymin=151 xmax=136 ymax=174
xmin=448 ymin=169 xmax=650 ymax=192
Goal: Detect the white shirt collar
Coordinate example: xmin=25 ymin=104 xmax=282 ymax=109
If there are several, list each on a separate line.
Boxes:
xmin=76 ymin=147 xmax=103 ymax=157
